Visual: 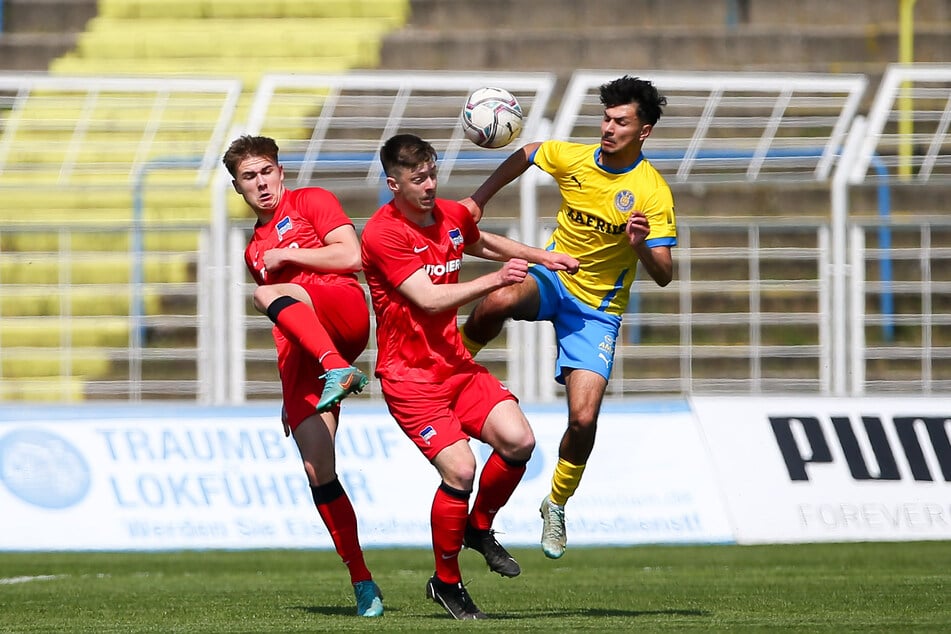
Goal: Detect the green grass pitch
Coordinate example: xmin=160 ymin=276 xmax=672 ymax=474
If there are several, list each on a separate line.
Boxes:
xmin=2 ymin=542 xmax=949 ymax=632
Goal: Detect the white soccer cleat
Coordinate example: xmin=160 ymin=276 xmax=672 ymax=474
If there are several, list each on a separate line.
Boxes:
xmin=539 ymin=496 xmax=567 ymax=559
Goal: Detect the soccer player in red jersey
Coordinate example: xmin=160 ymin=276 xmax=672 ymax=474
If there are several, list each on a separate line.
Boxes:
xmin=223 ymin=135 xmax=382 ymax=618
xmin=360 ymin=134 xmax=578 ymax=620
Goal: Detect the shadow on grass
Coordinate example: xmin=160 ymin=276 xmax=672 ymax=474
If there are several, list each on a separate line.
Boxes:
xmin=488 ymin=608 xmax=712 ymax=620
xmin=291 ymin=604 xmax=708 ymax=620
xmin=292 ymin=604 xmax=403 ymax=617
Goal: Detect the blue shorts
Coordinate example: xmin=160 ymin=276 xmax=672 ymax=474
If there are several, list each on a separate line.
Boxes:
xmin=528 ymin=266 xmax=622 ymax=384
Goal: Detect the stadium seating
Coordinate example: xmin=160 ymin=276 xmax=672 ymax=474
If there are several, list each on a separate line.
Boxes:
xmin=2 ymin=0 xmax=949 ymax=400
xmin=0 ymin=1 xmax=409 ymax=400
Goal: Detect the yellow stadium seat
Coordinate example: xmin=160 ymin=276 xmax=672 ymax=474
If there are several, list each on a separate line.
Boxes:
xmin=2 ymin=352 xmax=112 ymax=379
xmin=0 ymin=288 xmax=163 ymax=317
xmin=0 ymin=255 xmax=191 ymax=285
xmin=0 ymin=317 xmax=129 ymax=347
xmin=1 ymin=377 xmax=87 ymax=402
xmin=2 ymin=0 xmax=409 ymax=400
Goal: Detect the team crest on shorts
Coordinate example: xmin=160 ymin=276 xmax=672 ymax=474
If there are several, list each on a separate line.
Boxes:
xmin=448 ymin=227 xmax=464 ymax=248
xmin=614 ymin=190 xmax=635 ymax=212
xmin=420 ymin=425 xmax=437 ymax=445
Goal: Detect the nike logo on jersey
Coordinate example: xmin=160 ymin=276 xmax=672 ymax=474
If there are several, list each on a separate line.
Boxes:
xmin=413 ymin=245 xmax=429 ymax=253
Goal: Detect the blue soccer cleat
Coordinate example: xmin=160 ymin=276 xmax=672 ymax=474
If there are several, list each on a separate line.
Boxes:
xmin=317 ymin=366 xmax=368 ymax=412
xmin=353 ymin=580 xmax=384 ymax=617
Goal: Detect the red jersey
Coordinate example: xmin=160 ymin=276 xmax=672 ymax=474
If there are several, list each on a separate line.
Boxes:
xmin=244 ymin=187 xmax=359 ymax=289
xmin=361 ymin=198 xmax=481 ymax=382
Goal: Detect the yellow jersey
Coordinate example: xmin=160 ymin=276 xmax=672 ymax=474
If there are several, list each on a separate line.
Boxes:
xmin=532 ymin=140 xmax=677 ymax=315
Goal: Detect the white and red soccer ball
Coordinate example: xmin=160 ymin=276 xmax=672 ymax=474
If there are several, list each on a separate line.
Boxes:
xmin=461 ymin=87 xmax=524 ymax=149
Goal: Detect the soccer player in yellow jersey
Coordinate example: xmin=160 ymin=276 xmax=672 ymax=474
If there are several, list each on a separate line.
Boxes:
xmin=459 ymin=75 xmax=676 ymax=559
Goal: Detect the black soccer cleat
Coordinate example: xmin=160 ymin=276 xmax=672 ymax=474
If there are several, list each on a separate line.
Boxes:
xmin=463 ymin=524 xmax=521 ymax=578
xmin=425 ymin=575 xmax=488 ymax=620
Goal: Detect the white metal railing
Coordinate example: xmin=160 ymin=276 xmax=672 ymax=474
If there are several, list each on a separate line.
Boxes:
xmin=243 ymin=70 xmax=556 ymax=188
xmin=0 ymin=223 xmax=206 ymax=401
xmin=529 ymin=69 xmax=869 ymax=400
xmin=7 ymin=213 xmax=951 ymax=403
xmin=223 ymin=214 xmax=951 ymax=403
xmin=3 ymin=67 xmax=951 ymax=402
xmin=555 ymin=70 xmax=867 ymax=183
xmin=852 ymin=64 xmax=951 ymax=183
xmin=0 ymin=75 xmax=242 ymax=187
xmin=850 ymin=218 xmax=951 ymax=395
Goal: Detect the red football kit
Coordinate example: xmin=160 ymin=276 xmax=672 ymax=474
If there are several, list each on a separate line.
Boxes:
xmin=360 ymin=198 xmax=517 ymax=459
xmin=245 ymin=187 xmax=370 ymax=427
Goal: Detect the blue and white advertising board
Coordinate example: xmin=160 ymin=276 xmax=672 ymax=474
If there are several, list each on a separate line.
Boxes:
xmin=0 ymin=401 xmax=733 ymax=551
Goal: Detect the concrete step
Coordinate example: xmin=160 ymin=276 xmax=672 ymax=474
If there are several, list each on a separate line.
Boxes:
xmin=4 ymin=0 xmax=98 ymax=33
xmin=404 ymin=0 xmax=949 ymax=29
xmin=0 ymin=33 xmax=79 ymax=70
xmin=378 ymin=23 xmax=951 ymax=79
xmin=97 ymin=0 xmax=408 ymax=20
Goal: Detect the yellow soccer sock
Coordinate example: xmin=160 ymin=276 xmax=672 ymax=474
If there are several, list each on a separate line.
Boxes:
xmin=549 ymin=458 xmax=586 ymax=507
xmin=459 ymin=324 xmax=485 ymax=357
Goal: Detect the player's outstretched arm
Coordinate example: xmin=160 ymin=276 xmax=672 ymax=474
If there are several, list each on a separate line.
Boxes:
xmin=459 ymin=142 xmax=541 ymax=223
xmin=396 ymin=259 xmax=528 ymax=314
xmin=468 ymin=232 xmax=579 ymax=274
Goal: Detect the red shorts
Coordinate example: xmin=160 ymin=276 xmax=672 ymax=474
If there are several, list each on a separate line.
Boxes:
xmin=276 ymin=281 xmax=370 ymax=430
xmin=381 ymin=366 xmax=517 ymax=461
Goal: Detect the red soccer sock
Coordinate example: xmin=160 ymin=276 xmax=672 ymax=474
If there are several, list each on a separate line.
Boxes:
xmin=314 ymin=482 xmax=372 ymax=584
xmin=431 ymin=483 xmax=470 ymax=584
xmin=468 ymin=451 xmax=526 ymax=531
xmin=270 ymin=298 xmax=348 ymax=370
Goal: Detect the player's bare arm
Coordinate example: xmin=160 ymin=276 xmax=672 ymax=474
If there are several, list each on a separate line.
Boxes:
xmin=261 ymin=225 xmax=362 ymax=274
xmin=635 ymin=243 xmax=673 ymax=287
xmin=397 ymin=259 xmax=529 ymax=314
xmin=460 ymin=142 xmax=541 ymax=223
xmin=625 ymin=211 xmax=672 ymax=287
xmin=468 ymin=232 xmax=580 ymax=274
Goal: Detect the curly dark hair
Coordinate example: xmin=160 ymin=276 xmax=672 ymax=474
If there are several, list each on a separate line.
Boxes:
xmin=599 ymin=75 xmax=667 ymax=126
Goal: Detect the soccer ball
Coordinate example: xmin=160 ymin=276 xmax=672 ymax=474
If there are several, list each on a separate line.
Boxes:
xmin=461 ymin=87 xmax=524 ymax=149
